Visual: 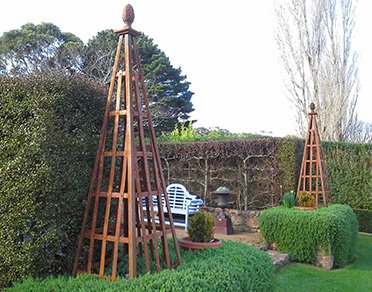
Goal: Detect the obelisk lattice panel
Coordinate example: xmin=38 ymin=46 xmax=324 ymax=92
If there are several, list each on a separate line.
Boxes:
xmin=296 ymin=103 xmax=332 ymax=208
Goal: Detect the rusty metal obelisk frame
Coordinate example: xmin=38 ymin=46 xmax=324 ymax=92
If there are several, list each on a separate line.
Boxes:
xmin=73 ymin=4 xmax=181 ymax=280
xmin=296 ymin=103 xmax=332 ymax=208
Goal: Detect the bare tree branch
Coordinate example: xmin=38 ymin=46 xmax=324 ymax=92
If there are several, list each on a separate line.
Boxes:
xmin=275 ymin=0 xmax=367 ymax=142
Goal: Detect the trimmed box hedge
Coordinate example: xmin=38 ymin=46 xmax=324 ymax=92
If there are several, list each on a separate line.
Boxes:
xmin=8 ymin=241 xmax=275 ymax=292
xmin=259 ymin=204 xmax=358 ymax=267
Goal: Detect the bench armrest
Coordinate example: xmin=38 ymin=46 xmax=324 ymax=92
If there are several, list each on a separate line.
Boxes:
xmin=189 ymin=199 xmax=204 ymax=207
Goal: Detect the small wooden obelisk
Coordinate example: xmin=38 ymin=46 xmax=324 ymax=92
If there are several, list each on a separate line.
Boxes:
xmin=296 ymin=103 xmax=332 ymax=208
xmin=73 ymin=4 xmax=181 ymax=280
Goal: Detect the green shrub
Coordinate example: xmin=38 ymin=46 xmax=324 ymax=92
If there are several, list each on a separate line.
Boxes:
xmin=158 ymin=123 xmax=267 ymax=143
xmin=296 ymin=191 xmax=315 ymax=207
xmin=282 ymin=192 xmax=295 ymax=208
xmin=259 ymin=204 xmax=358 ymax=267
xmin=354 ymin=209 xmax=372 ymax=233
xmin=322 ymin=142 xmax=372 ymax=210
xmin=8 ymin=241 xmax=275 ymax=292
xmin=187 ymin=210 xmax=215 ymax=242
xmin=277 ymin=138 xmax=303 ymax=193
xmin=0 ymin=73 xmax=104 ymax=289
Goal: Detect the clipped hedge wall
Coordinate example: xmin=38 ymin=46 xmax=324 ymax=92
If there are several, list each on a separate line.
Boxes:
xmin=259 ymin=204 xmax=358 ymax=267
xmin=0 ymin=73 xmax=104 ymax=289
xmin=354 ymin=209 xmax=372 ymax=234
xmin=8 ymin=241 xmax=275 ymax=292
xmin=158 ymin=138 xmax=371 ymax=212
xmin=323 ymin=142 xmax=372 ymax=210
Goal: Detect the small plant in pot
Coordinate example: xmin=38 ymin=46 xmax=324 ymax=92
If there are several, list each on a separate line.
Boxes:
xmin=180 ymin=210 xmax=221 ymax=250
xmin=295 ymin=191 xmax=315 ymax=210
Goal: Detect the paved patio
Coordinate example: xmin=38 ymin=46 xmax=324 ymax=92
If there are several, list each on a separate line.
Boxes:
xmin=173 ymin=227 xmax=290 ymax=270
xmin=174 ymin=227 xmax=263 ymax=247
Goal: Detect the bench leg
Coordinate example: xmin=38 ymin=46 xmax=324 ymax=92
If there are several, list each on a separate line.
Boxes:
xmin=184 ymin=213 xmax=188 ymax=231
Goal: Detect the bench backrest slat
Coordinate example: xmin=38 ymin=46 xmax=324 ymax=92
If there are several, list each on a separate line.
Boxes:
xmin=167 ymin=184 xmax=196 ymax=210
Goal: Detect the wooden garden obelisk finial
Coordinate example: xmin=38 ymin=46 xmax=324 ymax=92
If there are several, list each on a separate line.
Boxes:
xmin=296 ymin=103 xmax=332 ymax=208
xmin=73 ymin=4 xmax=181 ymax=280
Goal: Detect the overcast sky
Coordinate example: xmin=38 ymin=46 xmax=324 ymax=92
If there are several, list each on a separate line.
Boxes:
xmin=1 ymin=0 xmax=371 ymax=137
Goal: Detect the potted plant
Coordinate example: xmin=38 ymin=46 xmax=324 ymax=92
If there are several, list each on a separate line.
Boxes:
xmin=213 ymin=186 xmax=231 ymax=208
xmin=180 ymin=210 xmax=221 ymax=250
xmin=295 ymin=191 xmax=315 ymax=210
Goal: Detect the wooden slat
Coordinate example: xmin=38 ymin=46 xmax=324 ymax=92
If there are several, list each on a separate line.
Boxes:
xmin=99 ymin=67 xmax=124 ymax=278
xmin=103 ymin=151 xmax=125 ymax=157
xmin=96 ymin=192 xmax=128 ymax=198
xmin=133 ymin=69 xmax=160 ymax=272
xmin=133 ymin=39 xmax=180 ymax=268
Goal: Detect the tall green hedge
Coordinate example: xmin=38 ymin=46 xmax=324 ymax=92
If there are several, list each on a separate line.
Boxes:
xmin=259 ymin=204 xmax=358 ymax=267
xmin=277 ymin=138 xmax=303 ymax=193
xmin=354 ymin=209 xmax=372 ymax=233
xmin=322 ymin=142 xmax=372 ymax=210
xmin=0 ymin=73 xmax=104 ymax=288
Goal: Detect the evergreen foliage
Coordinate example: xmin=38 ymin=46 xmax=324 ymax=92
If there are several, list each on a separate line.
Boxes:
xmin=0 ymin=25 xmax=194 ymax=135
xmin=322 ymin=141 xmax=372 ymax=210
xmin=7 ymin=241 xmax=274 ymax=292
xmin=353 ymin=209 xmax=372 ymax=233
xmin=0 ymin=23 xmax=83 ymax=75
xmin=296 ymin=191 xmax=315 ymax=207
xmin=0 ymin=73 xmax=104 ymax=289
xmin=158 ymin=122 xmax=267 ymax=142
xmin=187 ymin=210 xmax=215 ymax=242
xmin=259 ymin=204 xmax=358 ymax=267
xmin=277 ymin=138 xmax=303 ymax=193
xmin=81 ymin=30 xmax=194 ymax=134
xmin=282 ymin=192 xmax=295 ymax=208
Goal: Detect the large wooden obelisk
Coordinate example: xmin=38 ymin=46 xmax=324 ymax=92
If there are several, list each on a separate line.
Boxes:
xmin=73 ymin=4 xmax=181 ymax=280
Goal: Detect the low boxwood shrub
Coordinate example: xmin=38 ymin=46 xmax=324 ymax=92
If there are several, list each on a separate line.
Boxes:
xmin=259 ymin=204 xmax=358 ymax=267
xmin=7 ymin=241 xmax=275 ymax=292
xmin=354 ymin=209 xmax=372 ymax=234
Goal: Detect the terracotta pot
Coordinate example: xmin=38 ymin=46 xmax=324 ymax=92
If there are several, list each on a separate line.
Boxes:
xmin=294 ymin=206 xmax=315 ymax=211
xmin=179 ymin=236 xmax=222 ymax=251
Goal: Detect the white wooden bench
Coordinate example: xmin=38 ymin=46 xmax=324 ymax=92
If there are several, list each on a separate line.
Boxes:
xmin=142 ymin=184 xmax=203 ymax=230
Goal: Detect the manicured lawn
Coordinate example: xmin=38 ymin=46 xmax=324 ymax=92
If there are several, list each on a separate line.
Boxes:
xmin=274 ymin=233 xmax=372 ymax=291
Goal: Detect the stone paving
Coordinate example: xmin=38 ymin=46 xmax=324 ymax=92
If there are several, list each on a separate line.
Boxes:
xmin=174 ymin=227 xmax=290 ymax=270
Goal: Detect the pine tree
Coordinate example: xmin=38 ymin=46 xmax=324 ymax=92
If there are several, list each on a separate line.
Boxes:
xmin=82 ymin=30 xmax=194 ymax=134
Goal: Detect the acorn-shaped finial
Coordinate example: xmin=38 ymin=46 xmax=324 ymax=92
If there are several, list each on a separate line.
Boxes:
xmin=122 ymin=4 xmax=135 ymax=28
xmin=310 ymin=102 xmax=315 ymax=112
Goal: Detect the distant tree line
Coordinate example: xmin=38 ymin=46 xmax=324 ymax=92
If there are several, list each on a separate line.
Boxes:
xmin=0 ymin=23 xmax=194 ymax=134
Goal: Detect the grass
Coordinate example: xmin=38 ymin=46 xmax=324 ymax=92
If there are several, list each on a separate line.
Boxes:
xmin=6 ymin=233 xmax=372 ymax=291
xmin=274 ymin=233 xmax=372 ymax=291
